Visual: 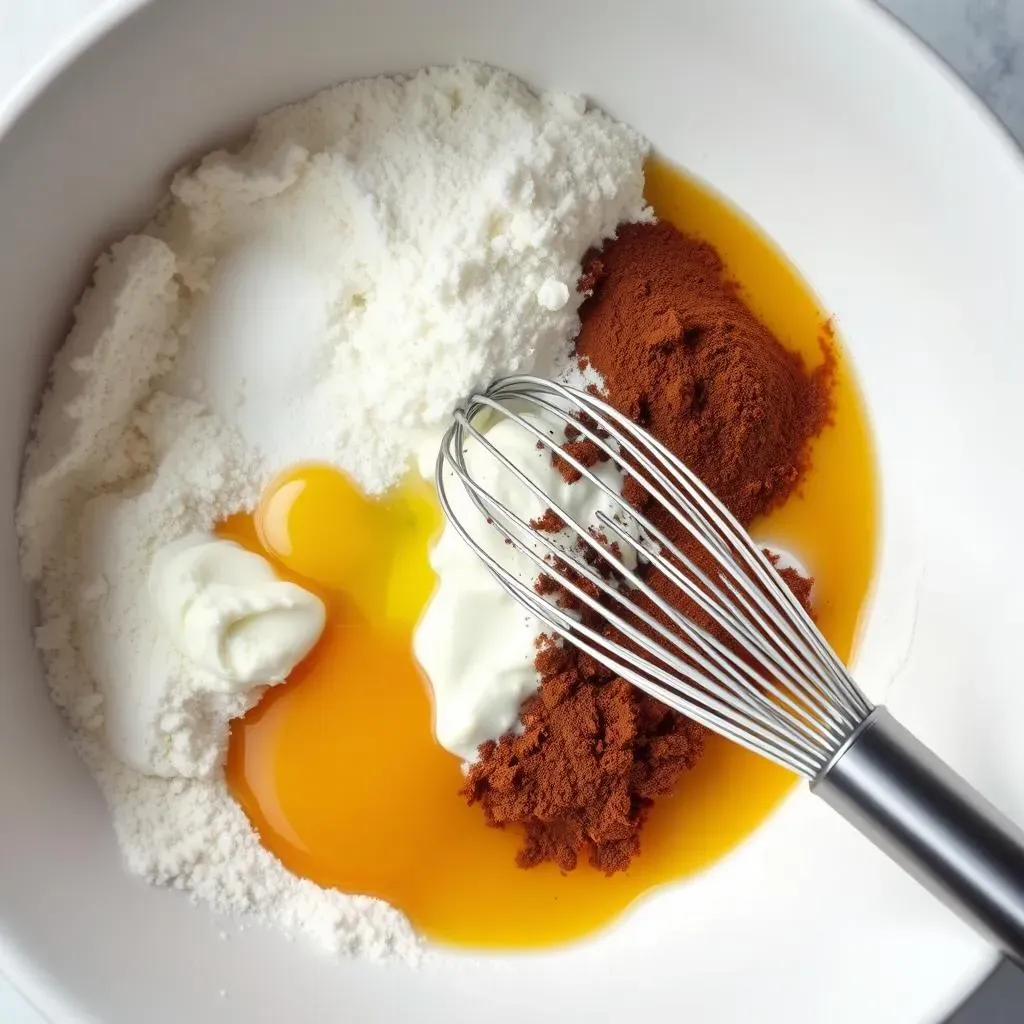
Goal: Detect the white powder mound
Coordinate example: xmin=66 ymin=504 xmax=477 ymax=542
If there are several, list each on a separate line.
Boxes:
xmin=17 ymin=62 xmax=648 ymax=962
xmin=156 ymin=61 xmax=650 ymax=491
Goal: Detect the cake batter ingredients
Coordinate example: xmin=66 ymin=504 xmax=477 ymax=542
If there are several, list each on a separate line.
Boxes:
xmin=220 ymin=159 xmax=879 ymax=950
xmin=464 ymin=218 xmax=835 ymax=871
xmin=16 ymin=63 xmax=648 ymax=960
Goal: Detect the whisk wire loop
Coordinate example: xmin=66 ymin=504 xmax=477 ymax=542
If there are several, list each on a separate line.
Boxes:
xmin=437 ymin=374 xmax=874 ymax=777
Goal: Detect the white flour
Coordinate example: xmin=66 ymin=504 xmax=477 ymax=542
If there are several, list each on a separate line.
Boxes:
xmin=161 ymin=61 xmax=647 ymax=492
xmin=17 ymin=62 xmax=648 ymax=961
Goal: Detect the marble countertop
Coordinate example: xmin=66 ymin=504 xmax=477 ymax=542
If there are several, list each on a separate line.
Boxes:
xmin=1 ymin=0 xmax=1023 ymax=1021
xmin=881 ymin=0 xmax=1024 ymax=146
xmin=878 ymin=5 xmax=1024 ymax=1019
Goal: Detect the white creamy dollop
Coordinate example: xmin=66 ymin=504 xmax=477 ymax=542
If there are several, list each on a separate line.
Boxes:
xmin=414 ymin=413 xmax=633 ymax=761
xmin=149 ymin=533 xmax=326 ymax=689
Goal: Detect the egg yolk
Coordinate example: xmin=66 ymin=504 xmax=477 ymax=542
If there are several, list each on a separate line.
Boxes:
xmin=253 ymin=464 xmax=437 ymax=626
xmin=258 ymin=467 xmax=382 ymax=588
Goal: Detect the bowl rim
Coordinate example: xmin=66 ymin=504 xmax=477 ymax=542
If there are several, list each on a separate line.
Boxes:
xmin=1 ymin=1 xmax=1023 ymax=1022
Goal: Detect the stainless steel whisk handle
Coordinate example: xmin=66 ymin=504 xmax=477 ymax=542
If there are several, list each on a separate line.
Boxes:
xmin=813 ymin=708 xmax=1024 ymax=965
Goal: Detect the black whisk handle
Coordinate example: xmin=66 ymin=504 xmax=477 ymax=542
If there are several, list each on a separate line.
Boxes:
xmin=812 ymin=707 xmax=1024 ymax=965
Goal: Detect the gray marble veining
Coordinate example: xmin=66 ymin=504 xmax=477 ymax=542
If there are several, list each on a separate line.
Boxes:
xmin=880 ymin=0 xmax=1024 ymax=144
xmin=874 ymin=2 xmax=1024 ymax=1021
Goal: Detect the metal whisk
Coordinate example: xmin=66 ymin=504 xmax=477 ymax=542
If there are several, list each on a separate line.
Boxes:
xmin=437 ymin=374 xmax=1024 ymax=964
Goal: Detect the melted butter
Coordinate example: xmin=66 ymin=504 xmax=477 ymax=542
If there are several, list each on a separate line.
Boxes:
xmin=225 ymin=158 xmax=878 ymax=950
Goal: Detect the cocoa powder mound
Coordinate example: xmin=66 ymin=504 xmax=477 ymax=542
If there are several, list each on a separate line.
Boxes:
xmin=465 ymin=640 xmax=704 ymax=873
xmin=462 ymin=219 xmax=835 ymax=874
xmin=576 ymin=220 xmax=834 ymax=521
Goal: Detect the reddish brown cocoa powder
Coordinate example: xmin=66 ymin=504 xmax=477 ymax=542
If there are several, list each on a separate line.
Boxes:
xmin=576 ymin=220 xmax=834 ymax=521
xmin=461 ymin=220 xmax=835 ymax=874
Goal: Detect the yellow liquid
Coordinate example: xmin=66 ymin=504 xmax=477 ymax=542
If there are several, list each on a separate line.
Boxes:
xmin=643 ymin=158 xmax=878 ymax=659
xmin=226 ymin=158 xmax=879 ymax=950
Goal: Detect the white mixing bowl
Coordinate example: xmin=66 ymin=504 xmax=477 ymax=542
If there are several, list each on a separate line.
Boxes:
xmin=3 ymin=1 xmax=1024 ymax=1021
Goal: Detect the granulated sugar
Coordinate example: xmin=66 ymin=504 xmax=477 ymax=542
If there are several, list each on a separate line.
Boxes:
xmin=16 ymin=63 xmax=647 ymax=960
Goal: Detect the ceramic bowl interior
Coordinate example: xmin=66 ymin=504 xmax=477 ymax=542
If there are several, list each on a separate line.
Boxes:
xmin=2 ymin=1 xmax=1024 ymax=1021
